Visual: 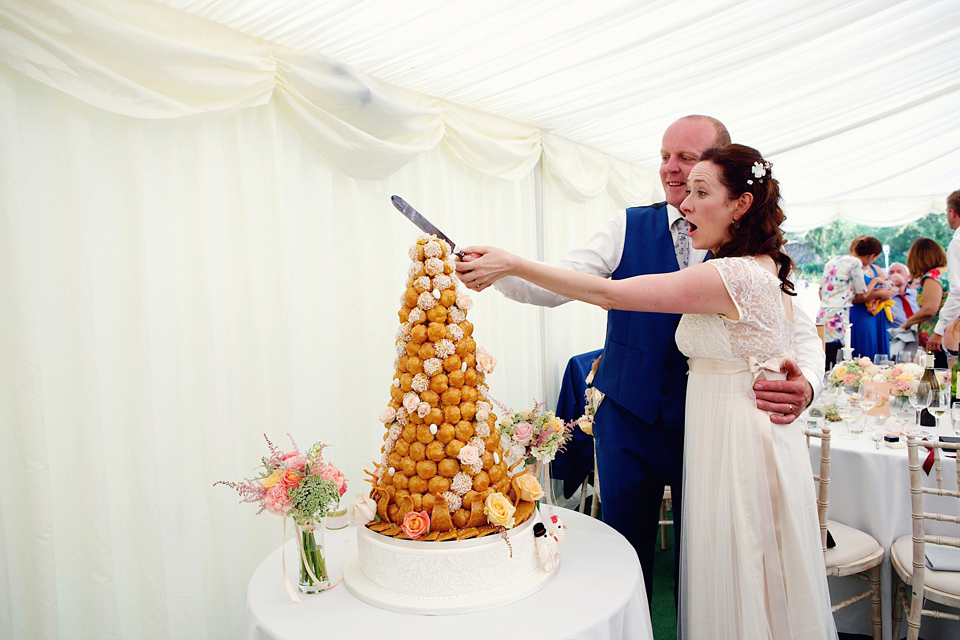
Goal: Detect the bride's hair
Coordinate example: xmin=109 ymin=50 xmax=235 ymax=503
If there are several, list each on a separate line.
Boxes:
xmin=699 ymin=144 xmax=796 ymax=296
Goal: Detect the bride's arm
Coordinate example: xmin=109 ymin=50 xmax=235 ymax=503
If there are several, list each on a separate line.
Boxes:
xmin=456 ymin=246 xmax=737 ymax=317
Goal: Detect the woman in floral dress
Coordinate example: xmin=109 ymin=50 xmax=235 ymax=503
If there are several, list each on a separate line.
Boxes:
xmin=816 ymin=236 xmax=891 ymax=366
xmin=903 ymin=237 xmax=949 ymax=367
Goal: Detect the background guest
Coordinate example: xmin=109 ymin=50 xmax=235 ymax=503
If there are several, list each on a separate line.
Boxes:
xmin=847 ymin=236 xmax=892 ymax=360
xmin=927 ymin=190 xmax=960 ymax=358
xmin=903 ymin=237 xmax=950 ymax=367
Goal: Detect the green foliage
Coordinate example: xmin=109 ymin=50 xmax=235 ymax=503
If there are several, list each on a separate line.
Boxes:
xmin=288 ymin=476 xmax=340 ymax=526
xmin=788 ymin=212 xmax=951 ymax=281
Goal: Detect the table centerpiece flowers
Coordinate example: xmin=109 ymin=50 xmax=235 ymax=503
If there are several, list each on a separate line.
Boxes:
xmin=496 ymin=400 xmax=574 ymax=506
xmin=215 ymin=434 xmax=347 ymax=598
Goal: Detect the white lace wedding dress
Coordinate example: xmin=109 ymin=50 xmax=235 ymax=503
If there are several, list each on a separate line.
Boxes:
xmin=676 ymin=256 xmax=837 ymax=639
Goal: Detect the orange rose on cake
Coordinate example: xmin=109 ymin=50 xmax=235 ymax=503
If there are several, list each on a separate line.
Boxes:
xmin=515 ymin=474 xmax=544 ymax=502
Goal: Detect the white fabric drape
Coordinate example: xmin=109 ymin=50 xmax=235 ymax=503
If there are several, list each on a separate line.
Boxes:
xmin=0 ymin=0 xmax=642 ymax=198
xmin=0 ymin=63 xmax=549 ymax=638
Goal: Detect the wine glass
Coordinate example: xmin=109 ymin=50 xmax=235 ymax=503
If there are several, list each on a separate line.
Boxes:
xmin=859 ymin=385 xmax=879 ymax=431
xmin=951 ymin=401 xmax=960 ymax=435
xmin=873 ymin=354 xmax=891 ymax=369
xmin=928 ymin=388 xmax=950 ymax=433
xmin=836 ymin=396 xmax=863 ymax=440
xmin=890 ymin=395 xmax=914 ymax=435
xmin=909 ymin=380 xmax=933 ymax=436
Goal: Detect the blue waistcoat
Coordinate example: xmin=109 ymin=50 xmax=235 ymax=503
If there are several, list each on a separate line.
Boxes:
xmin=591 ymin=203 xmax=689 ymax=430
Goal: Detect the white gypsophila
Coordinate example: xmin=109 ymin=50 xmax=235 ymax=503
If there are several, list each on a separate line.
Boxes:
xmin=448 ymin=324 xmax=464 ymax=341
xmin=433 ymin=274 xmax=453 ymax=290
xmin=475 ymin=421 xmax=490 ymax=438
xmin=395 ymin=408 xmax=409 ymax=426
xmin=434 ymin=339 xmax=454 ymax=358
xmin=423 ymin=240 xmax=442 ymax=258
xmin=412 ymin=373 xmax=429 ymax=393
xmin=396 ymin=323 xmax=412 ymax=341
xmin=423 ymin=358 xmax=442 ymax=376
xmin=448 ymin=307 xmax=465 ymax=324
xmin=408 ymin=244 xmax=421 ymax=260
xmin=389 ymin=423 xmax=402 ymax=439
xmin=451 ymin=472 xmax=472 ymax=496
xmin=417 ymin=291 xmax=437 ymax=310
xmin=408 ymin=308 xmax=424 ymax=324
xmin=395 ymin=342 xmax=406 ymax=358
xmin=424 ymin=257 xmax=444 ymax=276
xmin=415 ymin=275 xmax=431 ymax=291
xmin=408 ymin=261 xmax=424 ymax=278
xmin=442 ymin=491 xmax=461 ymax=513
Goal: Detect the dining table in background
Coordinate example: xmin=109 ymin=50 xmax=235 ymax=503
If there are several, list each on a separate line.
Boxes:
xmin=808 ymin=415 xmax=959 ymax=640
xmin=246 ymin=506 xmax=652 ymax=640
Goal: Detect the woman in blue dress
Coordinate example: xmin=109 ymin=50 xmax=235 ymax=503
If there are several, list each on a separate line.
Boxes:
xmin=847 ymin=236 xmax=892 ymax=360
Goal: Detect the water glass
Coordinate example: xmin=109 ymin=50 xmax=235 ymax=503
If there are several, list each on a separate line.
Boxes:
xmin=909 ymin=380 xmax=933 ymax=436
xmin=952 ymin=401 xmax=960 ymax=435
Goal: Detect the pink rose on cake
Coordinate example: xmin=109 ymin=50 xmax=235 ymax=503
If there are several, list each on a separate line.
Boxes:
xmin=515 ymin=474 xmax=544 ymax=502
xmin=484 ymin=492 xmax=516 ymax=529
xmin=457 ymin=444 xmax=481 ymax=467
xmin=401 ymin=510 xmax=431 ymax=539
xmin=476 ymin=347 xmax=497 ymax=374
xmin=379 ymin=407 xmax=396 ymax=423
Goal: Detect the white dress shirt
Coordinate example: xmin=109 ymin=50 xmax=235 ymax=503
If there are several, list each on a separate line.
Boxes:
xmin=933 ymin=225 xmax=960 ymax=336
xmin=494 ymin=205 xmax=826 ymax=399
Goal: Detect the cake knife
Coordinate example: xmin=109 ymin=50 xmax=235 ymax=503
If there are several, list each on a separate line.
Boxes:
xmin=391 ymin=195 xmax=464 ymax=258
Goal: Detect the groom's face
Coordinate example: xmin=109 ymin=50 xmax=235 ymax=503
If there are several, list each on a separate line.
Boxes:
xmin=659 ymin=119 xmax=720 ymax=209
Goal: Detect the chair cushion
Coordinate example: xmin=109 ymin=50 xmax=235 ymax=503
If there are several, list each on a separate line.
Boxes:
xmin=891 ymin=535 xmax=960 ymax=597
xmin=824 ymin=520 xmax=882 ymax=569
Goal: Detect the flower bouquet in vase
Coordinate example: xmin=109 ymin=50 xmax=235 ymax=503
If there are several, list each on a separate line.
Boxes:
xmin=216 ymin=434 xmax=347 ymax=599
xmin=496 ymin=400 xmax=574 ymax=505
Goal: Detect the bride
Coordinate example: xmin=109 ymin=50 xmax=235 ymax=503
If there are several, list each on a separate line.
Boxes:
xmin=456 ymin=144 xmax=837 ymax=639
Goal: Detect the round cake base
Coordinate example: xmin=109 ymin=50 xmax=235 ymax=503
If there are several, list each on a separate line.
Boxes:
xmin=343 ymin=551 xmax=556 ymax=615
xmin=343 ymin=514 xmax=557 ymax=615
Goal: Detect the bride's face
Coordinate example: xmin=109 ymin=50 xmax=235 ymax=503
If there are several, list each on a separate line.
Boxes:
xmin=680 ymin=161 xmax=741 ymax=253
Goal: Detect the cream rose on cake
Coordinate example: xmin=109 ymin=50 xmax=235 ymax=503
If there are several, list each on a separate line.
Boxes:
xmin=515 ymin=474 xmax=544 ymax=502
xmin=484 ymin=492 xmax=516 ymax=529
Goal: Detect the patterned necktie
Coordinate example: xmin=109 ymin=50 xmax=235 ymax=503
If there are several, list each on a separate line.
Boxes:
xmin=674 ymin=217 xmax=691 ymax=269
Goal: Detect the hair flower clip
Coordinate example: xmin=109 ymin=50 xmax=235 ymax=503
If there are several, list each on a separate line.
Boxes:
xmin=751 ymin=162 xmax=767 ymax=179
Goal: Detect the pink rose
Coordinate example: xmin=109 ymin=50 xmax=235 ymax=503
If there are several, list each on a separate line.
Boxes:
xmin=379 ymin=407 xmax=396 ymax=423
xmin=476 ymin=347 xmax=497 ymax=374
xmin=457 ymin=444 xmax=481 ymax=467
xmin=350 ymin=494 xmax=377 ymax=526
xmin=283 ymin=454 xmax=307 ymax=472
xmin=264 ymin=485 xmax=292 ymax=515
xmin=513 ymin=422 xmax=534 ymax=445
xmin=403 ymin=393 xmax=419 ymax=412
xmin=401 ymin=510 xmax=431 ymax=539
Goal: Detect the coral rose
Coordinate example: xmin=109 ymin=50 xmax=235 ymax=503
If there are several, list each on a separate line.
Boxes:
xmin=401 ymin=510 xmax=431 ymax=539
xmin=515 ymin=474 xmax=544 ymax=502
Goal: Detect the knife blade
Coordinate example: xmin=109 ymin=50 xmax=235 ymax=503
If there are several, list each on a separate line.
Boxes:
xmin=391 ymin=195 xmax=463 ymax=257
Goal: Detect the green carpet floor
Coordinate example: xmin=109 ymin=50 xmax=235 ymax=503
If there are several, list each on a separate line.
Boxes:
xmin=650 ymin=509 xmax=874 ymax=640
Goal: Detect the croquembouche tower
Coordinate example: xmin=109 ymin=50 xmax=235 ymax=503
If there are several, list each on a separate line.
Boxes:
xmin=366 ymin=233 xmax=536 ymax=540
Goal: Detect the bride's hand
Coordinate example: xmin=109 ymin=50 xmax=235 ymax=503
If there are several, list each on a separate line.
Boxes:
xmin=454 ymin=246 xmax=517 ymax=292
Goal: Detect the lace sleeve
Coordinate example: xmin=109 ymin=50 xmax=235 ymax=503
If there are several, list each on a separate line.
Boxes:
xmin=708 ymin=257 xmax=793 ymax=360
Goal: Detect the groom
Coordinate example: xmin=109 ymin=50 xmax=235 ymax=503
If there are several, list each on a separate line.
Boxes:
xmin=456 ymin=115 xmax=826 ymax=609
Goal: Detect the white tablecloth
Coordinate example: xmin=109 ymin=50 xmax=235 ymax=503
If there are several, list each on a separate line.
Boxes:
xmin=246 ymin=506 xmax=652 ymax=640
xmin=809 ymin=419 xmax=959 ymax=640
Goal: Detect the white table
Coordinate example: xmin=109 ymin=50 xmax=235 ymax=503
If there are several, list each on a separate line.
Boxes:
xmin=246 ymin=506 xmax=652 ymax=640
xmin=809 ymin=418 xmax=959 ymax=640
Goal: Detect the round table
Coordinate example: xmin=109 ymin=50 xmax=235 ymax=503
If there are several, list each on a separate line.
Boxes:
xmin=246 ymin=506 xmax=652 ymax=640
xmin=808 ymin=415 xmax=959 ymax=640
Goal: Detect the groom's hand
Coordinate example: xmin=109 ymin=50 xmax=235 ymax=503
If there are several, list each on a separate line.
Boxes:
xmin=753 ymin=359 xmax=812 ymax=425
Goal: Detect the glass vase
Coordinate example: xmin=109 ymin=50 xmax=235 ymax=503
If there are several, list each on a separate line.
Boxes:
xmin=297 ymin=521 xmax=330 ymax=594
